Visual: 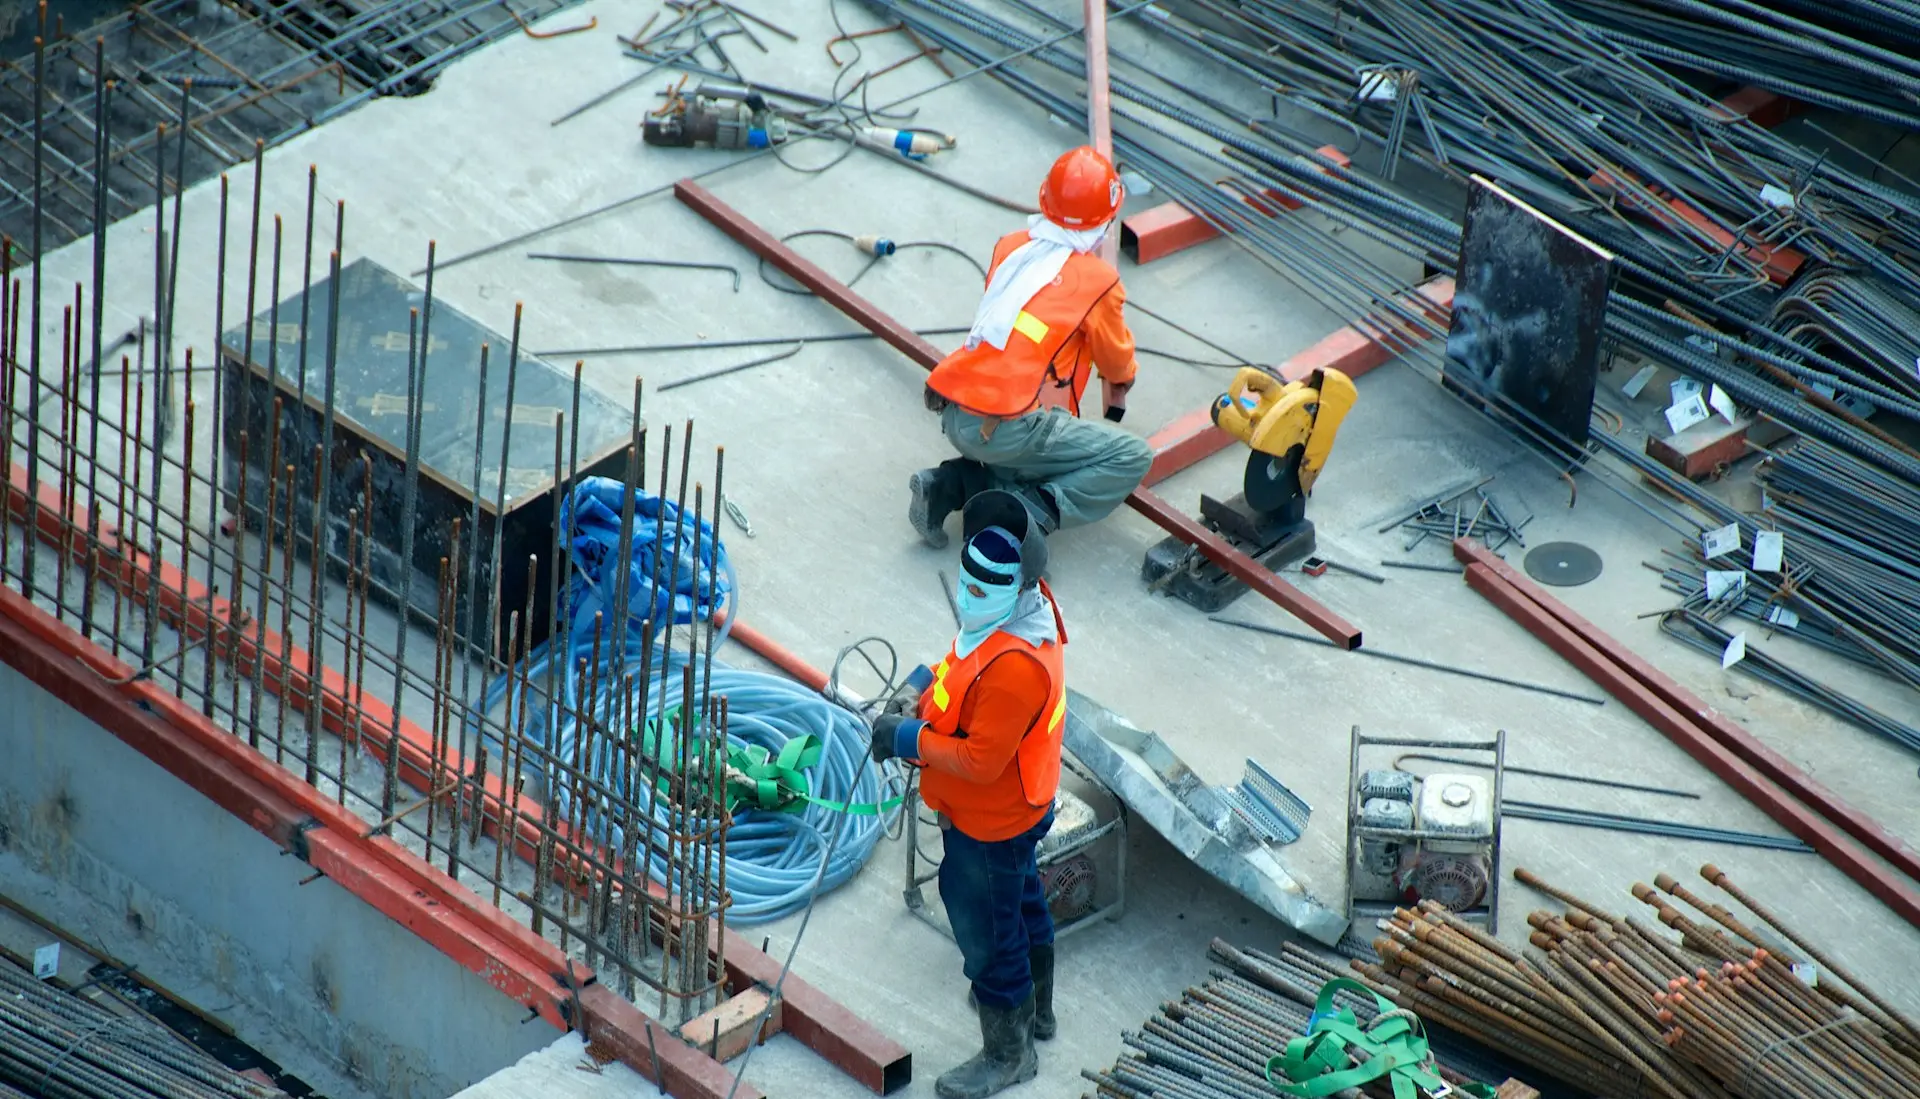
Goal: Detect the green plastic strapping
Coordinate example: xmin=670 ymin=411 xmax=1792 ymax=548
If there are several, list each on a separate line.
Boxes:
xmin=1266 ymin=978 xmax=1497 ymax=1099
xmin=640 ymin=707 xmax=903 ymax=817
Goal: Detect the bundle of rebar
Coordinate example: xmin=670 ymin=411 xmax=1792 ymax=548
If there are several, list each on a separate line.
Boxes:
xmin=1351 ymin=866 xmax=1920 ymax=1099
xmin=1657 ymin=609 xmax=1920 ymax=754
xmin=869 ymin=0 xmax=1920 ymax=484
xmin=0 ymin=0 xmax=596 ymax=253
xmin=1551 ymin=0 xmax=1920 ymax=129
xmin=1083 ymin=939 xmax=1520 ymax=1099
xmin=0 ymin=955 xmax=284 ymax=1099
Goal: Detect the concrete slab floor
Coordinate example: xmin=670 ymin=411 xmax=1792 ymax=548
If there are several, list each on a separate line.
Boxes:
xmin=8 ymin=0 xmax=1920 ymax=1094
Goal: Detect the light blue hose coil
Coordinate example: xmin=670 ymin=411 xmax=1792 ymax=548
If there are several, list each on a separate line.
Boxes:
xmin=472 ymin=477 xmax=891 ymax=924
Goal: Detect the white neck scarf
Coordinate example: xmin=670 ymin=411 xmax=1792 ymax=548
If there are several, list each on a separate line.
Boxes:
xmin=964 ymin=215 xmax=1109 ymax=352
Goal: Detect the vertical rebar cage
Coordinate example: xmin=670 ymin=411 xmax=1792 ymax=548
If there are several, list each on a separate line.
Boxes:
xmin=0 ymin=13 xmax=736 ymax=1019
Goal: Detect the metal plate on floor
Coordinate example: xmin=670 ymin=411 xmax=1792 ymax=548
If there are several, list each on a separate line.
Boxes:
xmin=1525 ymin=541 xmax=1602 ymax=586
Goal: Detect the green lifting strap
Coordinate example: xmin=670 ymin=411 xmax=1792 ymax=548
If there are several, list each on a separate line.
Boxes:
xmin=722 ymin=735 xmax=906 ymax=816
xmin=638 ymin=708 xmax=904 ymax=817
xmin=1265 ymin=978 xmax=1496 ymax=1099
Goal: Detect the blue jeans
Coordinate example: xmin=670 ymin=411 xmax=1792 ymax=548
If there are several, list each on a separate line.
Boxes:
xmin=939 ymin=809 xmax=1055 ymax=1011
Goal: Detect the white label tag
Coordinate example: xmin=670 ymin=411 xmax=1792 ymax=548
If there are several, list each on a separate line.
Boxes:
xmin=1670 ymin=378 xmax=1703 ymax=404
xmin=1702 ymin=522 xmax=1741 ymax=559
xmin=1682 ymin=335 xmax=1718 ymax=357
xmin=1752 ymin=531 xmax=1784 ymax=572
xmin=1759 ymin=183 xmax=1795 ymax=209
xmin=32 ymin=943 xmax=59 ymax=981
xmin=1705 ymin=569 xmax=1747 ymax=601
xmin=1768 ymin=604 xmax=1800 ymax=629
xmin=1666 ymin=394 xmax=1711 ymax=434
xmin=1792 ymin=962 xmax=1818 ymax=986
xmin=1708 ymin=384 xmax=1739 ymax=425
xmin=1622 ymin=364 xmax=1658 ymax=399
xmin=1722 ymin=632 xmax=1747 ymax=668
xmin=1358 ymin=71 xmax=1400 ymax=102
xmin=1840 ymin=394 xmax=1877 ymax=419
xmin=1811 ymin=382 xmax=1837 ymax=399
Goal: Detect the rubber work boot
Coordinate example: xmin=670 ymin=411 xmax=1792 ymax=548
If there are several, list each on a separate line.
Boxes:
xmin=909 ymin=459 xmax=987 ymax=549
xmin=936 ymin=995 xmax=1038 ymax=1099
xmin=909 ymin=463 xmax=963 ymax=549
xmin=1030 ymin=945 xmax=1056 ymax=1040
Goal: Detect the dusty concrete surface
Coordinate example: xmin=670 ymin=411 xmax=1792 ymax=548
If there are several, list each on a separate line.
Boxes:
xmin=0 ymin=659 xmax=553 ymax=1099
xmin=8 ymin=0 xmax=1919 ymax=1096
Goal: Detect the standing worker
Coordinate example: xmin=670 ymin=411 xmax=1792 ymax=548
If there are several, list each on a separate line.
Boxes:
xmin=909 ymin=146 xmax=1152 ymax=547
xmin=873 ymin=490 xmax=1068 ymax=1099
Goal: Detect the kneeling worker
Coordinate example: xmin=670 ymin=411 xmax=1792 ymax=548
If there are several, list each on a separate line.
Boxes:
xmin=873 ymin=490 xmax=1067 ymax=1099
xmin=909 ymin=145 xmax=1152 ymax=547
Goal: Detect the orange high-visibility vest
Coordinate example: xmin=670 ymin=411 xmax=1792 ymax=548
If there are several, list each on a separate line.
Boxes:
xmin=917 ymin=585 xmax=1069 ymax=835
xmin=927 ymin=231 xmax=1121 ymax=418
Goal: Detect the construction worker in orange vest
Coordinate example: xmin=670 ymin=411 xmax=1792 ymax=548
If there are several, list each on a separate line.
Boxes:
xmin=909 ymin=146 xmax=1152 ymax=548
xmin=872 ymin=490 xmax=1067 ymax=1099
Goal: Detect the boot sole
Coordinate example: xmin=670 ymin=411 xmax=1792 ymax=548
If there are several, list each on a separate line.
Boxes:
xmin=933 ymin=1060 xmax=1036 ymax=1099
xmin=909 ymin=470 xmax=950 ymax=549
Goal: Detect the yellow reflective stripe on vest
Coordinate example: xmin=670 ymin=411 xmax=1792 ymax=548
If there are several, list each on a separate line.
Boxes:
xmin=1012 ymin=310 xmax=1050 ymax=344
xmin=1046 ymin=695 xmax=1065 ymax=733
xmin=930 ymin=659 xmax=953 ymax=712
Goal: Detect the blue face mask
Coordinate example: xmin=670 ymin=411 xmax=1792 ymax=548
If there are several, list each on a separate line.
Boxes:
xmin=955 ymin=578 xmax=1020 ymax=654
xmin=954 ymin=528 xmax=1023 ymax=656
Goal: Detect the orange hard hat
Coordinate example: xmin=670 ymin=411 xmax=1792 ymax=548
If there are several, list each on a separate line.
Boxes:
xmin=1039 ymin=146 xmax=1123 ymax=229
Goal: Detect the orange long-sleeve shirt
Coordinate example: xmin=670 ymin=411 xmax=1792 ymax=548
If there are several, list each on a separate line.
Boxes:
xmin=916 ymin=649 xmax=1055 ymax=841
xmin=1062 ymin=276 xmax=1139 ymax=390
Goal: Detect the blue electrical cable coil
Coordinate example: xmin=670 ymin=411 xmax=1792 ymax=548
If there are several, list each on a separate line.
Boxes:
xmin=471 ymin=476 xmax=893 ymax=923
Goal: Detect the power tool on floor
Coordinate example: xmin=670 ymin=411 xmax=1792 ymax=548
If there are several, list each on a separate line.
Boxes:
xmin=642 ymin=88 xmax=790 ymax=149
xmin=1142 ymin=366 xmax=1357 ymax=611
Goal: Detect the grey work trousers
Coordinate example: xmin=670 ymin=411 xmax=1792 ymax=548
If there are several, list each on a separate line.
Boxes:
xmin=941 ymin=404 xmax=1152 ymax=529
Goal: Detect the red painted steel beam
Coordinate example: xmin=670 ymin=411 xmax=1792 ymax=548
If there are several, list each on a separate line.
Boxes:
xmin=1453 ymin=542 xmax=1920 ymax=927
xmin=675 ymin=180 xmax=1362 ymax=649
xmin=1719 ymin=86 xmax=1800 ymax=129
xmin=0 ymin=584 xmax=588 ymax=1031
xmin=1142 ymin=275 xmax=1456 ymax=487
xmin=1589 ymin=168 xmax=1804 ymax=284
xmin=2 ymin=471 xmax=903 ymax=1097
xmin=673 ymin=181 xmax=944 ymax=367
xmin=1120 ymin=148 xmax=1354 ymax=265
xmin=1456 ymin=538 xmax=1920 ymax=884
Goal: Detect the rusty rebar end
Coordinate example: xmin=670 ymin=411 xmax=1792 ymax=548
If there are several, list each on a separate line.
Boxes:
xmin=1529 ymin=931 xmax=1556 ymax=951
xmin=1700 ymin=862 xmax=1725 ymax=884
xmin=1631 ymin=881 xmax=1658 ymax=904
xmin=1653 ymin=872 xmax=1678 ymax=893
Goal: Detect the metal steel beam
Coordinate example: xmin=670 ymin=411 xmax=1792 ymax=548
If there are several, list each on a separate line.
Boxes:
xmin=674 ymin=179 xmax=1362 ymax=649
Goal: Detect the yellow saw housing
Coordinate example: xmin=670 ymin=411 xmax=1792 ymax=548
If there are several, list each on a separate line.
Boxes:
xmin=1210 ymin=367 xmax=1357 ymax=495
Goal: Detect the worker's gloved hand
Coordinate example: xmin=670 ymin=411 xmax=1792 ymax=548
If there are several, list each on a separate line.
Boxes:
xmin=870 ymin=713 xmax=926 ymax=764
xmin=882 ymin=664 xmax=935 ymax=717
xmin=1103 ymin=379 xmax=1132 ymax=423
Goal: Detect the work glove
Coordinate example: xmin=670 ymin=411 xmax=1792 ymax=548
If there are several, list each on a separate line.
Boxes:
xmin=1103 ymin=379 xmax=1132 ymax=423
xmin=871 ymin=713 xmax=926 ymax=764
xmin=881 ymin=664 xmax=935 ymax=717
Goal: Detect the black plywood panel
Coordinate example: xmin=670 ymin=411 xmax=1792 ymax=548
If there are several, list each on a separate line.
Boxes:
xmin=1443 ymin=176 xmax=1614 ymax=453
